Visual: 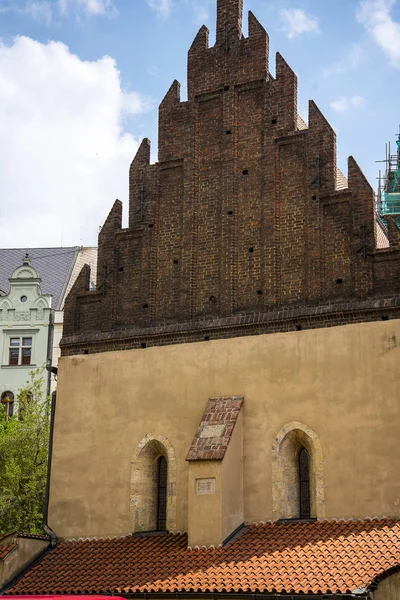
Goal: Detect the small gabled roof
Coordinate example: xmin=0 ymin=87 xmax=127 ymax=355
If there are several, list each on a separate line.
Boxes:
xmin=0 ymin=247 xmax=80 ymax=310
xmin=5 ymin=518 xmax=400 ymax=596
xmin=186 ymin=396 xmax=244 ymax=461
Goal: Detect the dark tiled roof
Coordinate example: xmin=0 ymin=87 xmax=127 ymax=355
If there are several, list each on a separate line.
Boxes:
xmin=7 ymin=518 xmax=400 ymax=595
xmin=0 ymin=247 xmax=79 ymax=310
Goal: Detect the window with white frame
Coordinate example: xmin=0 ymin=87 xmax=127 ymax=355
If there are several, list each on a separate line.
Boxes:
xmin=8 ymin=336 xmax=33 ymax=366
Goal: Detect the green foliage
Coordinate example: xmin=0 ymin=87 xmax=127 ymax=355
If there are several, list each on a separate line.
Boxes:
xmin=0 ymin=369 xmax=50 ymax=535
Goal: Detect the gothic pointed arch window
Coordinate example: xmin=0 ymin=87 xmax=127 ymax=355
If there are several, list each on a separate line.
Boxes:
xmin=299 ymin=447 xmax=311 ymax=519
xmin=271 ymin=421 xmax=325 ymax=521
xmin=130 ymin=436 xmax=177 ymax=533
xmin=157 ymin=455 xmax=168 ymax=531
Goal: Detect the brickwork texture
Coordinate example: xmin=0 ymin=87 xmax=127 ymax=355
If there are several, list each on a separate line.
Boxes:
xmin=186 ymin=396 xmax=244 ymax=461
xmin=62 ymin=0 xmax=400 ymax=356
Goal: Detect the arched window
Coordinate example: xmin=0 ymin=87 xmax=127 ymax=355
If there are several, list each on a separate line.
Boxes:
xmin=157 ymin=456 xmax=168 ymax=531
xmin=1 ymin=391 xmax=14 ymax=418
xmin=271 ymin=421 xmax=325 ymax=521
xmin=299 ymin=447 xmax=311 ymax=519
xmin=130 ymin=436 xmax=176 ymax=533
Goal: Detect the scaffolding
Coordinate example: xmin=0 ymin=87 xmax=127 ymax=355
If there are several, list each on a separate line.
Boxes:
xmin=377 ymin=130 xmax=400 ymax=228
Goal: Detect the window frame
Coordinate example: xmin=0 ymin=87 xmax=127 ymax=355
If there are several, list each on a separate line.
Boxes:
xmin=298 ymin=447 xmax=311 ymax=519
xmin=156 ymin=455 xmax=168 ymax=531
xmin=8 ymin=336 xmax=33 ymax=366
xmin=2 ymin=330 xmax=38 ymax=368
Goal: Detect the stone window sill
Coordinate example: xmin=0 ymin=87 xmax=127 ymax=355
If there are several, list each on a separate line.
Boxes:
xmin=1 ymin=364 xmax=37 ymax=369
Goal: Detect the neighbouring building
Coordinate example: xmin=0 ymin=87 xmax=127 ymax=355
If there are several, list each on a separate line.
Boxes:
xmin=3 ymin=1 xmax=400 ymax=598
xmin=0 ymin=247 xmax=97 ymax=404
xmin=0 ymin=255 xmax=52 ymax=414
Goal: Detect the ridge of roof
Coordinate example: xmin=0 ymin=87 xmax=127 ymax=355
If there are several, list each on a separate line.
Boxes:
xmin=0 ymin=532 xmax=17 ymax=542
xmin=17 ymin=533 xmax=50 ymax=541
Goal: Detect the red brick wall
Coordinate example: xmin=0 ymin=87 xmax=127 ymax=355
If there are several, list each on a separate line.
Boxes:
xmin=62 ymin=0 xmax=400 ymax=355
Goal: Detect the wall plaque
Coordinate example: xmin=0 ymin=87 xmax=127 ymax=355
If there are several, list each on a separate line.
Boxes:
xmin=195 ymin=478 xmax=216 ymax=495
xmin=200 ymin=424 xmax=225 ymax=438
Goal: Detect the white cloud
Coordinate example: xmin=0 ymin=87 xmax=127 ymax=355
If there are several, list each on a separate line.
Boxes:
xmin=0 ymin=36 xmax=149 ymax=247
xmin=0 ymin=0 xmax=116 ymax=22
xmin=24 ymin=1 xmax=53 ymax=22
xmin=357 ymin=0 xmax=400 ymax=67
xmin=330 ymin=95 xmax=365 ymax=113
xmin=280 ymin=8 xmax=320 ymax=39
xmin=147 ymin=0 xmax=172 ymax=18
xmin=147 ymin=66 xmax=160 ymax=77
xmin=0 ymin=1 xmax=53 ymax=23
xmin=145 ymin=0 xmax=213 ymax=24
xmin=323 ymin=44 xmax=364 ymax=77
xmin=58 ymin=0 xmax=116 ymax=16
xmin=184 ymin=0 xmax=213 ymax=23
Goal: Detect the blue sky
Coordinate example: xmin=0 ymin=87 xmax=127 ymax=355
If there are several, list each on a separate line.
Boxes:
xmin=0 ymin=0 xmax=399 ymax=247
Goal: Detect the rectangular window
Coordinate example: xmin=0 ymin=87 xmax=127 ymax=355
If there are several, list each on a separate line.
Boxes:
xmin=21 ymin=348 xmax=31 ymax=365
xmin=8 ymin=337 xmax=32 ymax=366
xmin=9 ymin=348 xmax=19 ymax=366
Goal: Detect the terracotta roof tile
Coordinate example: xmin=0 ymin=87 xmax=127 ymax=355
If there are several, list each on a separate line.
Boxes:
xmin=6 ymin=518 xmax=400 ymax=596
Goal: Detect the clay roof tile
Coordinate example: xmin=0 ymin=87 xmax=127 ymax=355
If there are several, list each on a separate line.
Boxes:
xmin=6 ymin=518 xmax=400 ymax=596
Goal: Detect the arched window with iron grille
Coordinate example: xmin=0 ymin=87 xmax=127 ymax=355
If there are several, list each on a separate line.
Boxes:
xmin=156 ymin=456 xmax=168 ymax=531
xmin=299 ymin=447 xmax=311 ymax=519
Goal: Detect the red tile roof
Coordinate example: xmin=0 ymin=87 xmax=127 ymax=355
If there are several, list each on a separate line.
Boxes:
xmin=6 ymin=519 xmax=400 ymax=596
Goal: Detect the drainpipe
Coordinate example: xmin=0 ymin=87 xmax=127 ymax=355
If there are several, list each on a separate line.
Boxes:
xmin=43 ymin=306 xmax=57 ymax=546
xmin=45 ymin=309 xmax=55 ymax=398
xmin=43 ymin=387 xmax=57 ymax=547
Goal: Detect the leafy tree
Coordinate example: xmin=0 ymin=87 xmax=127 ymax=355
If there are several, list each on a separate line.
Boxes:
xmin=0 ymin=369 xmax=50 ymax=534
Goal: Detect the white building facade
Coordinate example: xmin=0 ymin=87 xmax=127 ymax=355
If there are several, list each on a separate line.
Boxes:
xmin=0 ymin=247 xmax=97 ymax=412
xmin=0 ymin=255 xmax=52 ymax=416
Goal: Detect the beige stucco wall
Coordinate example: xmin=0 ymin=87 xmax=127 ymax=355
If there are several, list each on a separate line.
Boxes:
xmin=221 ymin=410 xmax=244 ymax=540
xmin=49 ymin=319 xmax=400 ymax=539
xmin=188 ymin=461 xmax=221 ymax=547
xmin=371 ymin=571 xmax=400 ymax=599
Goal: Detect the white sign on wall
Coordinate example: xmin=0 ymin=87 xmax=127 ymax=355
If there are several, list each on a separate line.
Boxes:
xmin=195 ymin=478 xmax=216 ymax=495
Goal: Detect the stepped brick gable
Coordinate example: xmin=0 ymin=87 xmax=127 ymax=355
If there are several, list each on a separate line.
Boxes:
xmin=62 ymin=0 xmax=400 ymax=355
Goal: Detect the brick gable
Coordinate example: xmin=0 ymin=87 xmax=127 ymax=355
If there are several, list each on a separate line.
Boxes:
xmin=62 ymin=0 xmax=400 ymax=356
